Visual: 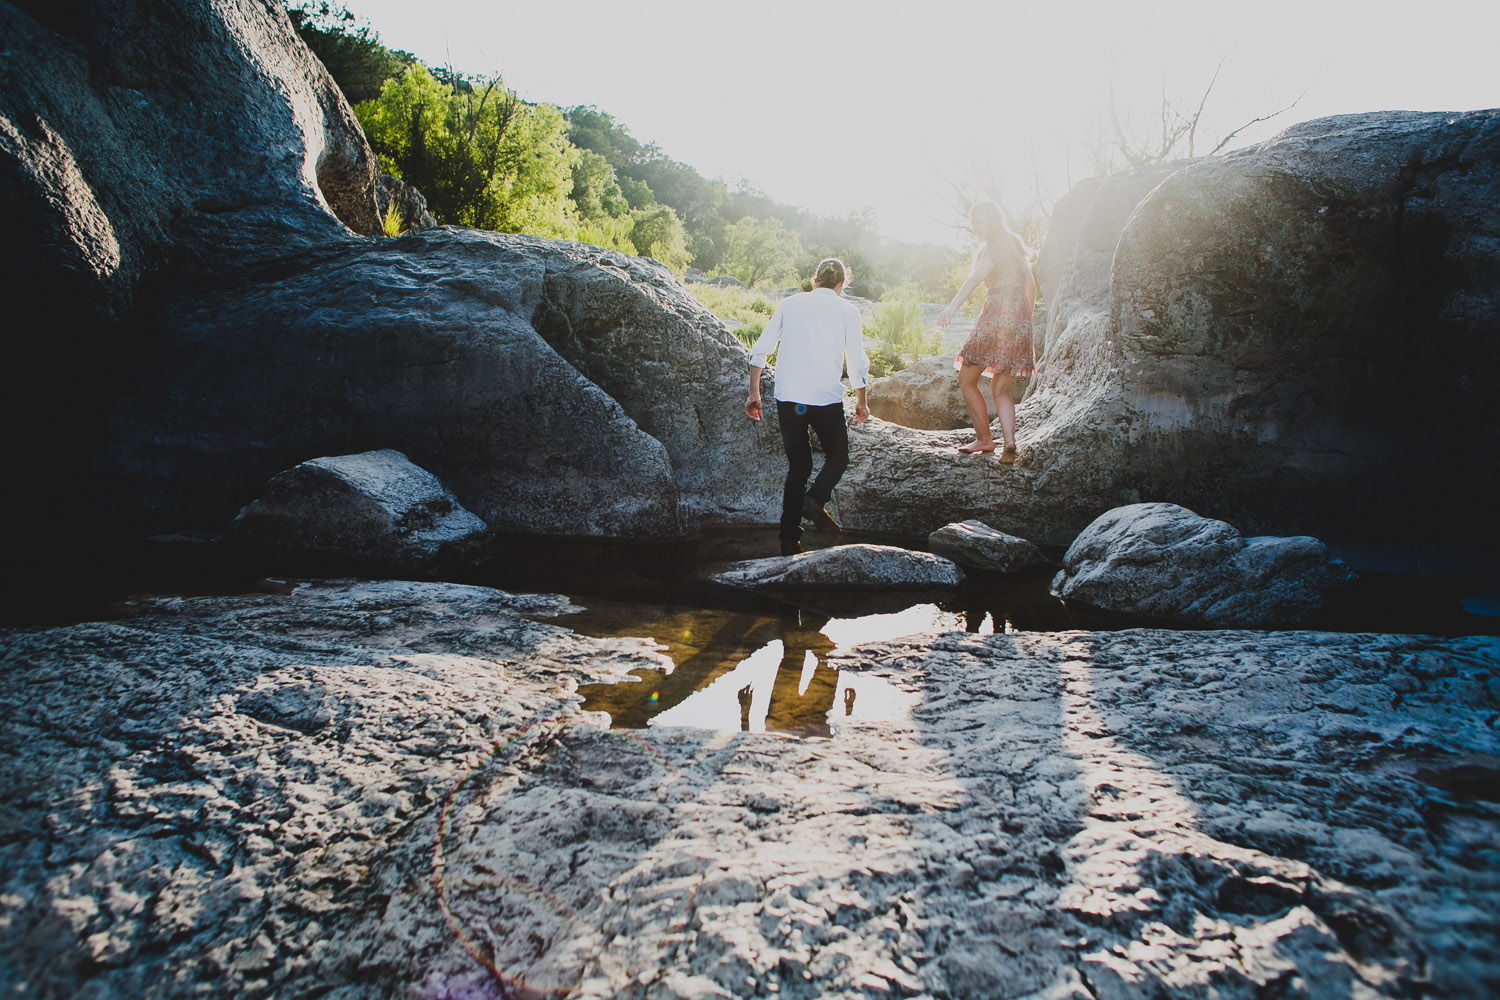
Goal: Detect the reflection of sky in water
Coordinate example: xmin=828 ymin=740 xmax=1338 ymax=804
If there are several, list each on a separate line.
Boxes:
xmin=644 ymin=604 xmax=980 ymax=735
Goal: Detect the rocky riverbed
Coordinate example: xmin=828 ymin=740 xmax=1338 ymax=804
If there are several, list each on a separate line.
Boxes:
xmin=2 ymin=579 xmax=1496 ymax=998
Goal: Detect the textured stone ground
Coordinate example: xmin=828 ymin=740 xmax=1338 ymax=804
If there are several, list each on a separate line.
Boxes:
xmin=1 ymin=581 xmax=1496 ymax=999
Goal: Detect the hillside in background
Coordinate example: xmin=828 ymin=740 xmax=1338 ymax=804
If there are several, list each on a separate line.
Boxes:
xmin=287 ymin=2 xmax=969 ymax=302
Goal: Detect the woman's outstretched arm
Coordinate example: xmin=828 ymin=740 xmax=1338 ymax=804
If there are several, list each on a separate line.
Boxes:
xmin=936 ymin=249 xmax=994 ymax=328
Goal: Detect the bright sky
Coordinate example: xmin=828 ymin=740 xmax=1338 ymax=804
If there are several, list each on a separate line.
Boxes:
xmin=338 ymin=0 xmax=1497 ymax=247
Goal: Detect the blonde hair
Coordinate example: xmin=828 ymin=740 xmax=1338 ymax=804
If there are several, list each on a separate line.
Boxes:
xmin=813 ymin=257 xmax=849 ymax=289
xmin=970 ymin=201 xmax=1029 ymax=265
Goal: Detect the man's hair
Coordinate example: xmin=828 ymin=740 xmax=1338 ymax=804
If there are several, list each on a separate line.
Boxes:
xmin=813 ymin=257 xmax=849 ymax=289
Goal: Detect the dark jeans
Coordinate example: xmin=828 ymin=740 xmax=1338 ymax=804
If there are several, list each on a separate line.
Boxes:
xmin=777 ymin=400 xmax=849 ymax=542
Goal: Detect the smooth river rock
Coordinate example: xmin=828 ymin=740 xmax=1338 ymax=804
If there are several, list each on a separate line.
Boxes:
xmin=928 ymin=519 xmax=1050 ymax=573
xmin=1051 ymin=502 xmax=1356 ymax=627
xmin=231 ymin=449 xmax=487 ymax=572
xmin=708 ymin=543 xmax=966 ymax=591
xmin=1 ymin=581 xmax=1496 ymax=998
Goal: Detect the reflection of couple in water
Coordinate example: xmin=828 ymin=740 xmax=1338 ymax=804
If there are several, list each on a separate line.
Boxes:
xmin=737 ymin=609 xmax=852 ymax=739
xmin=744 ymin=206 xmax=1036 ymax=557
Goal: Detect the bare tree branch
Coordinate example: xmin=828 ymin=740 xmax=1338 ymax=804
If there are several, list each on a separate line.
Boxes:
xmin=1182 ymin=57 xmax=1225 ymax=157
xmin=1208 ymin=90 xmax=1307 ymax=155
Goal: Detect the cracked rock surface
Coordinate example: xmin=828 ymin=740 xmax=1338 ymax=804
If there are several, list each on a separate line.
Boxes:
xmin=1 ymin=581 xmax=1497 ymax=998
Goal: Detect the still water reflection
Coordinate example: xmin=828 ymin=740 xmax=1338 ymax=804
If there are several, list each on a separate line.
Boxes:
xmin=569 ymin=599 xmax=1003 ymax=738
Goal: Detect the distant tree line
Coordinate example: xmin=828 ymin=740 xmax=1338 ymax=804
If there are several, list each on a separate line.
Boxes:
xmin=286 ymin=2 xmax=966 ymax=301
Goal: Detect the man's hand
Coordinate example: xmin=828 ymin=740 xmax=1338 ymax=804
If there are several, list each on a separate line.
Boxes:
xmin=745 ymin=397 xmax=762 ymax=421
xmin=853 ymin=401 xmax=870 ymax=424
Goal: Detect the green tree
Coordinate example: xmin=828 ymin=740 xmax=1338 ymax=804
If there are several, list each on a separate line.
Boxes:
xmin=720 ymin=216 xmax=802 ymax=288
xmin=570 ymin=148 xmax=629 ymax=223
xmin=356 ymin=65 xmax=576 ymax=236
xmin=629 ymin=206 xmax=692 ymax=275
xmin=286 ymin=2 xmax=413 ymax=105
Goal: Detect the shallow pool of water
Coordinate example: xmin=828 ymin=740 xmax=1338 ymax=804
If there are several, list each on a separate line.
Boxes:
xmin=568 ymin=598 xmax=995 ymax=738
xmin=18 ymin=526 xmax=1497 ymax=740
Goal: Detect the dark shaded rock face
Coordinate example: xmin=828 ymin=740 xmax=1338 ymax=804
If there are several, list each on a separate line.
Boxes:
xmin=2 ymin=0 xmax=380 ymax=560
xmin=841 ymin=111 xmax=1500 ymax=558
xmin=0 ymin=0 xmax=379 ymax=324
xmin=106 ymin=230 xmax=783 ymax=537
xmin=3 ymin=0 xmax=785 ymax=544
xmin=231 ymin=449 xmax=486 ymax=572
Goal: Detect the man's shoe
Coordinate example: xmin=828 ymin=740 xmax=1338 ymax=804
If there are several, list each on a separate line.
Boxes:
xmin=780 ymin=539 xmax=802 ymax=556
xmin=802 ymin=495 xmax=841 ymax=533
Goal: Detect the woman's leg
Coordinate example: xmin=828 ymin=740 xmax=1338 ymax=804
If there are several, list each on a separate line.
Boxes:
xmin=957 ymin=363 xmax=994 ymax=452
xmin=991 ymin=374 xmax=1016 ymax=452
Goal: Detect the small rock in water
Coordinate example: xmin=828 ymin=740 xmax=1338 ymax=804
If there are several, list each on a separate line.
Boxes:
xmin=708 ymin=543 xmax=964 ymax=591
xmin=1462 ymin=590 xmax=1500 ymax=616
xmin=929 ymin=520 xmax=1049 ymax=573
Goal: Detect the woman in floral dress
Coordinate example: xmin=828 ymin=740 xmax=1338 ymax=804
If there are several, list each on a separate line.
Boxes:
xmin=936 ymin=202 xmax=1036 ymax=463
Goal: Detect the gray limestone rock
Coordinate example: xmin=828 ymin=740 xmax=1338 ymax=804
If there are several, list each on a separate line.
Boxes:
xmin=836 ymin=111 xmax=1500 ymax=563
xmin=374 ymin=173 xmax=437 ymax=232
xmin=1051 ymin=501 xmax=1356 ymax=626
xmin=0 ymin=0 xmax=379 ymax=325
xmin=709 ymin=543 xmax=965 ymax=591
xmin=231 ymin=449 xmax=487 ymax=572
xmin=107 ymin=230 xmax=785 ymax=538
xmin=928 ymin=519 xmax=1049 ymax=573
xmin=1 ymin=583 xmax=1497 ymax=997
xmin=868 ymin=353 xmax=1008 ymax=431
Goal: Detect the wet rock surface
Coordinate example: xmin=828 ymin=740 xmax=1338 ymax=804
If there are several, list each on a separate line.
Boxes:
xmin=1052 ymin=502 xmax=1357 ymax=627
xmin=2 ymin=581 xmax=1497 ymax=998
xmin=231 ymin=449 xmax=487 ymax=573
xmin=929 ymin=519 xmax=1050 ymax=574
xmin=707 ymin=543 xmax=966 ymax=591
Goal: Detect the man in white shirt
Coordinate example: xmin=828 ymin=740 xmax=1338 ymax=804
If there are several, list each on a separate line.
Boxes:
xmin=745 ymin=258 xmax=870 ymax=556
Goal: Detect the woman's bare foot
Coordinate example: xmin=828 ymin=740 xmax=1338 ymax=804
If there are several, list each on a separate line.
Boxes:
xmin=998 ymin=445 xmax=1018 ymax=464
xmin=957 ymin=441 xmax=995 ymax=454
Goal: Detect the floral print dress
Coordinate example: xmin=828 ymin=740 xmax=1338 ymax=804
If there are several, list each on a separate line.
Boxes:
xmin=954 ymin=245 xmax=1036 ymax=377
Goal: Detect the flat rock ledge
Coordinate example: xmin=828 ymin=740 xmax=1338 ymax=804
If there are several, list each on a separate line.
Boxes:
xmin=929 ymin=519 xmax=1050 ymax=573
xmin=708 ymin=543 xmax=966 ymax=591
xmin=2 ymin=581 xmax=1497 ymax=999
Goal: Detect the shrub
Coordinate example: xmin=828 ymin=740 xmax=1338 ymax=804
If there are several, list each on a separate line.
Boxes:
xmin=865 ymin=301 xmax=941 ymax=366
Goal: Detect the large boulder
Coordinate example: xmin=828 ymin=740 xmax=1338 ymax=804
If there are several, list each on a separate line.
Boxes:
xmin=0 ymin=0 xmax=378 ymax=323
xmin=836 ymin=111 xmax=1500 ymax=565
xmin=106 ymin=229 xmax=785 ymax=538
xmin=3 ymin=0 xmax=372 ymax=561
xmin=1050 ymin=502 xmax=1356 ymax=626
xmin=231 ymin=449 xmax=487 ymax=572
xmin=2 ymin=0 xmax=788 ymax=545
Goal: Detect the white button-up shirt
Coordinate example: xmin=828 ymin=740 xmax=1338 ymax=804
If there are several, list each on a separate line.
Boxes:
xmin=747 ymin=287 xmax=869 ymax=406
